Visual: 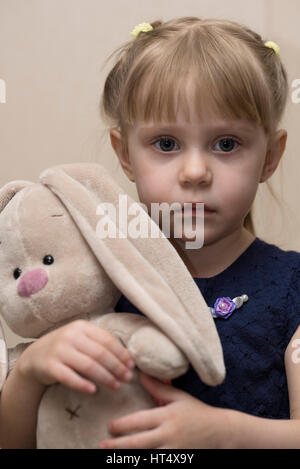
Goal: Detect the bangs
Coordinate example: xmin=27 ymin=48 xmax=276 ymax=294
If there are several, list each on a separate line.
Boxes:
xmin=120 ymin=27 xmax=272 ymax=133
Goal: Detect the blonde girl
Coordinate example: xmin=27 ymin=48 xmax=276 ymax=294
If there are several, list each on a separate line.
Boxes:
xmin=99 ymin=17 xmax=300 ymax=448
xmin=1 ymin=16 xmax=299 ymax=449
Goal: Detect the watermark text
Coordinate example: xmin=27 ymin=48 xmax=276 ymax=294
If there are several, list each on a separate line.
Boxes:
xmin=291 ymin=79 xmax=300 ymax=104
xmin=96 ymin=195 xmax=205 ymax=249
xmin=0 ymin=79 xmax=6 ymax=103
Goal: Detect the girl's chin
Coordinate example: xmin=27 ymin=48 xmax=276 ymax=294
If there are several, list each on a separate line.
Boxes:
xmin=169 ymin=229 xmax=205 ymax=246
xmin=158 ymin=216 xmax=206 ymax=243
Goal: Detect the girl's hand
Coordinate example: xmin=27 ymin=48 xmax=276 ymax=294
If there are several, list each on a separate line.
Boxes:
xmin=17 ymin=320 xmax=135 ymax=395
xmin=99 ymin=371 xmax=232 ymax=449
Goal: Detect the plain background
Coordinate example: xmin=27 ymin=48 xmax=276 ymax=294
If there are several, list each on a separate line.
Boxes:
xmin=0 ymin=0 xmax=300 ymax=347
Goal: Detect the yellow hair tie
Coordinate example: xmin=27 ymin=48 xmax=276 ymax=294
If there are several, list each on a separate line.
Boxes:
xmin=131 ymin=22 xmax=153 ymax=39
xmin=264 ymin=41 xmax=280 ymax=57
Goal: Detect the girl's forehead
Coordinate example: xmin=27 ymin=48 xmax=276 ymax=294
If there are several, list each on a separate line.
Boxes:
xmin=137 ymin=76 xmax=226 ymax=122
xmin=129 ymin=67 xmax=267 ymax=135
xmin=132 ymin=117 xmax=259 ymax=134
xmin=133 ymin=93 xmax=254 ymax=133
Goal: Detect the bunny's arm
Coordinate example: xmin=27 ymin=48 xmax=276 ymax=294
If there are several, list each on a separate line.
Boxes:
xmin=1 ymin=343 xmax=33 ymax=390
xmin=7 ymin=343 xmax=33 ymax=374
xmin=0 ymin=320 xmax=34 ymax=391
xmin=91 ymin=311 xmax=189 ymax=380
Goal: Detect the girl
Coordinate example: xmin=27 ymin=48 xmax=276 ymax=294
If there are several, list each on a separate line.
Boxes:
xmin=0 ymin=16 xmax=299 ymax=449
xmin=99 ymin=17 xmax=300 ymax=448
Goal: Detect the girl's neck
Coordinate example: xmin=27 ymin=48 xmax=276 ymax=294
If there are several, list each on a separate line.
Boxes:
xmin=170 ymin=227 xmax=255 ymax=279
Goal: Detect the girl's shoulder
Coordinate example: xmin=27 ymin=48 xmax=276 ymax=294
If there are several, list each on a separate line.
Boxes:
xmin=256 ymin=238 xmax=300 ymax=342
xmin=253 ymin=236 xmax=300 ymax=272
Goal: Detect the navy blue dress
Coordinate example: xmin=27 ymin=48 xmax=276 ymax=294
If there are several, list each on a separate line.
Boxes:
xmin=114 ymin=237 xmax=300 ymax=419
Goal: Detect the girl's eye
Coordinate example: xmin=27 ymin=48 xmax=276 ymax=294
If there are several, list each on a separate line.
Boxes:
xmin=153 ymin=137 xmax=179 ymax=153
xmin=214 ymin=138 xmax=240 ymax=153
xmin=152 ymin=136 xmax=240 ymax=154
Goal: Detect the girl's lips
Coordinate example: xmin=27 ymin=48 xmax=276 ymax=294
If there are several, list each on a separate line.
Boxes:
xmin=181 ymin=203 xmax=215 ymax=214
xmin=181 ymin=209 xmax=215 ymax=217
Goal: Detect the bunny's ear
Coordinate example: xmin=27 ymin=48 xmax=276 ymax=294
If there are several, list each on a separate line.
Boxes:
xmin=40 ymin=163 xmax=225 ymax=386
xmin=0 ymin=180 xmax=34 ymax=213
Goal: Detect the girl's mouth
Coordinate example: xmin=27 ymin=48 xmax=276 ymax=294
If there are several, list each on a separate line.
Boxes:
xmin=181 ymin=203 xmax=215 ymax=216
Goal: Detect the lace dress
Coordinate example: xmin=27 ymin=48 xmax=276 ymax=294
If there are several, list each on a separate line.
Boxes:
xmin=114 ymin=237 xmax=300 ymax=419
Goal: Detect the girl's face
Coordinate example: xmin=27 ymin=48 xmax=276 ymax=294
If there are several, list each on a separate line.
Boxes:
xmin=111 ymin=88 xmax=286 ymax=248
xmin=119 ymin=111 xmax=269 ymax=247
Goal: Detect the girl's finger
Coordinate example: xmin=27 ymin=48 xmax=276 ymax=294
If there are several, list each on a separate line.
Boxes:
xmin=108 ymin=408 xmax=162 ymax=436
xmin=99 ymin=429 xmax=162 ymax=449
xmin=73 ymin=335 xmax=134 ymax=383
xmin=83 ymin=323 xmax=135 ymax=367
xmin=62 ymin=348 xmax=123 ymax=391
xmin=54 ymin=362 xmax=96 ymax=394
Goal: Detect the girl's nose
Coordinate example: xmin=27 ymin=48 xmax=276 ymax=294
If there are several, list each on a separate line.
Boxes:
xmin=178 ymin=151 xmax=212 ymax=186
xmin=17 ymin=268 xmax=49 ymax=297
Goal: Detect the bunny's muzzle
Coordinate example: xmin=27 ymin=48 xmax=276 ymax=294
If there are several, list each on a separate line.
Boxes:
xmin=17 ymin=268 xmax=49 ymax=297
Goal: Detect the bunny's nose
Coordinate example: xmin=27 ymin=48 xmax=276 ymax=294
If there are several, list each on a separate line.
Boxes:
xmin=17 ymin=268 xmax=48 ymax=297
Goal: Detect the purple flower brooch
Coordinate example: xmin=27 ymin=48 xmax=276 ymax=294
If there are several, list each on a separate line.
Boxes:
xmin=210 ymin=294 xmax=248 ymax=319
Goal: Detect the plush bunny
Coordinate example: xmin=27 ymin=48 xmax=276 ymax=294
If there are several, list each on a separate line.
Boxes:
xmin=0 ymin=163 xmax=225 ymax=448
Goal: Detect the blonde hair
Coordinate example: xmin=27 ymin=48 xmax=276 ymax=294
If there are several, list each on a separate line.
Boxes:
xmin=100 ymin=16 xmax=289 ymax=236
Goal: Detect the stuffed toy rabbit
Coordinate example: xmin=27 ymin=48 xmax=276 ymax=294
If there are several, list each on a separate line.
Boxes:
xmin=0 ymin=163 xmax=225 ymax=448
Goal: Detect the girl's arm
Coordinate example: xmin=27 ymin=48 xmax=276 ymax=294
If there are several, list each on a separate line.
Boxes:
xmin=226 ymin=410 xmax=300 ymax=449
xmin=99 ymin=369 xmax=300 ymax=449
xmin=0 ymin=360 xmax=46 ymax=448
xmin=0 ymin=320 xmax=135 ymax=449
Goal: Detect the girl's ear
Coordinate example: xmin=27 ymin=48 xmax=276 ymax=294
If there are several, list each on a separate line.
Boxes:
xmin=260 ymin=129 xmax=287 ymax=183
xmin=110 ymin=129 xmax=135 ymax=183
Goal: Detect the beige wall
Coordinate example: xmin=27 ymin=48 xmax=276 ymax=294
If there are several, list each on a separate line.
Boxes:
xmin=0 ymin=0 xmax=300 ymax=346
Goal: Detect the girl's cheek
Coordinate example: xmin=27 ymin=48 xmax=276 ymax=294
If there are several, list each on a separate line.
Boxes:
xmin=137 ymin=179 xmax=166 ymax=202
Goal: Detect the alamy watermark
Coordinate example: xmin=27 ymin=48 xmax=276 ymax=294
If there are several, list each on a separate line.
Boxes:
xmin=291 ymin=339 xmax=300 ymax=364
xmin=95 ymin=195 xmax=205 ymax=249
xmin=291 ymin=79 xmax=300 ymax=103
xmin=0 ymin=78 xmax=299 ymax=105
xmin=0 ymin=79 xmax=6 ymax=104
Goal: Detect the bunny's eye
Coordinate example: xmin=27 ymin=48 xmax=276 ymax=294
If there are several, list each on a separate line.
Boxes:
xmin=13 ymin=268 xmax=22 ymax=279
xmin=43 ymin=255 xmax=54 ymax=265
